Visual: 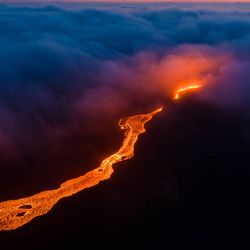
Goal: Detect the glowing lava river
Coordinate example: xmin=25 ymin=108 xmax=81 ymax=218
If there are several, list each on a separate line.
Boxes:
xmin=0 ymin=107 xmax=162 ymax=231
xmin=0 ymin=82 xmax=203 ymax=231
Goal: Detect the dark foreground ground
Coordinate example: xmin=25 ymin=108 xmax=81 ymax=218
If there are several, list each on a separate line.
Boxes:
xmin=0 ymin=97 xmax=250 ymax=249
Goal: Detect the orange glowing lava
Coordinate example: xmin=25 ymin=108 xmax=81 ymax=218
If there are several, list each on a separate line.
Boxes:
xmin=174 ymin=84 xmax=203 ymax=100
xmin=0 ymin=107 xmax=162 ymax=231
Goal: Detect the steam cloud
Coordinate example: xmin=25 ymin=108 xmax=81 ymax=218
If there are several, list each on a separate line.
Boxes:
xmin=0 ymin=3 xmax=250 ymax=171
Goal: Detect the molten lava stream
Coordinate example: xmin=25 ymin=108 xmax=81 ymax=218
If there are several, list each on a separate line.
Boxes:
xmin=0 ymin=107 xmax=162 ymax=231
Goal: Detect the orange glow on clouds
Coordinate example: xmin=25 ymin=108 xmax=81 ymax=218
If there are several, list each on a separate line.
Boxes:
xmin=145 ymin=46 xmax=231 ymax=100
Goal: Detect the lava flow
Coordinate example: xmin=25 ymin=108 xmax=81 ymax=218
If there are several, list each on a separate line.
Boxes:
xmin=174 ymin=84 xmax=203 ymax=100
xmin=0 ymin=80 xmax=204 ymax=231
xmin=0 ymin=107 xmax=162 ymax=231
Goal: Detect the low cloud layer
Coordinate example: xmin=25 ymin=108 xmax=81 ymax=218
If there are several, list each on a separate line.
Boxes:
xmin=0 ymin=3 xmax=250 ymax=170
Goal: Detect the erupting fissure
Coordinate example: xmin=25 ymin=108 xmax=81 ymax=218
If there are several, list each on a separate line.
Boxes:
xmin=174 ymin=84 xmax=202 ymax=100
xmin=0 ymin=108 xmax=162 ymax=231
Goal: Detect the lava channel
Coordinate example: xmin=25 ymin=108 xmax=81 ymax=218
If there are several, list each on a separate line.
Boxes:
xmin=0 ymin=107 xmax=162 ymax=231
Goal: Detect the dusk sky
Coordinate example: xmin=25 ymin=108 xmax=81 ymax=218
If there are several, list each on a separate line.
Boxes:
xmin=2 ymin=0 xmax=250 ymax=2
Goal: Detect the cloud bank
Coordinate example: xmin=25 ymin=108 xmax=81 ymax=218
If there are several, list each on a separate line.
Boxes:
xmin=0 ymin=3 xmax=249 ymax=172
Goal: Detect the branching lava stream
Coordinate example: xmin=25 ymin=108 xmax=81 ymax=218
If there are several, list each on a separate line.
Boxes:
xmin=0 ymin=107 xmax=162 ymax=231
